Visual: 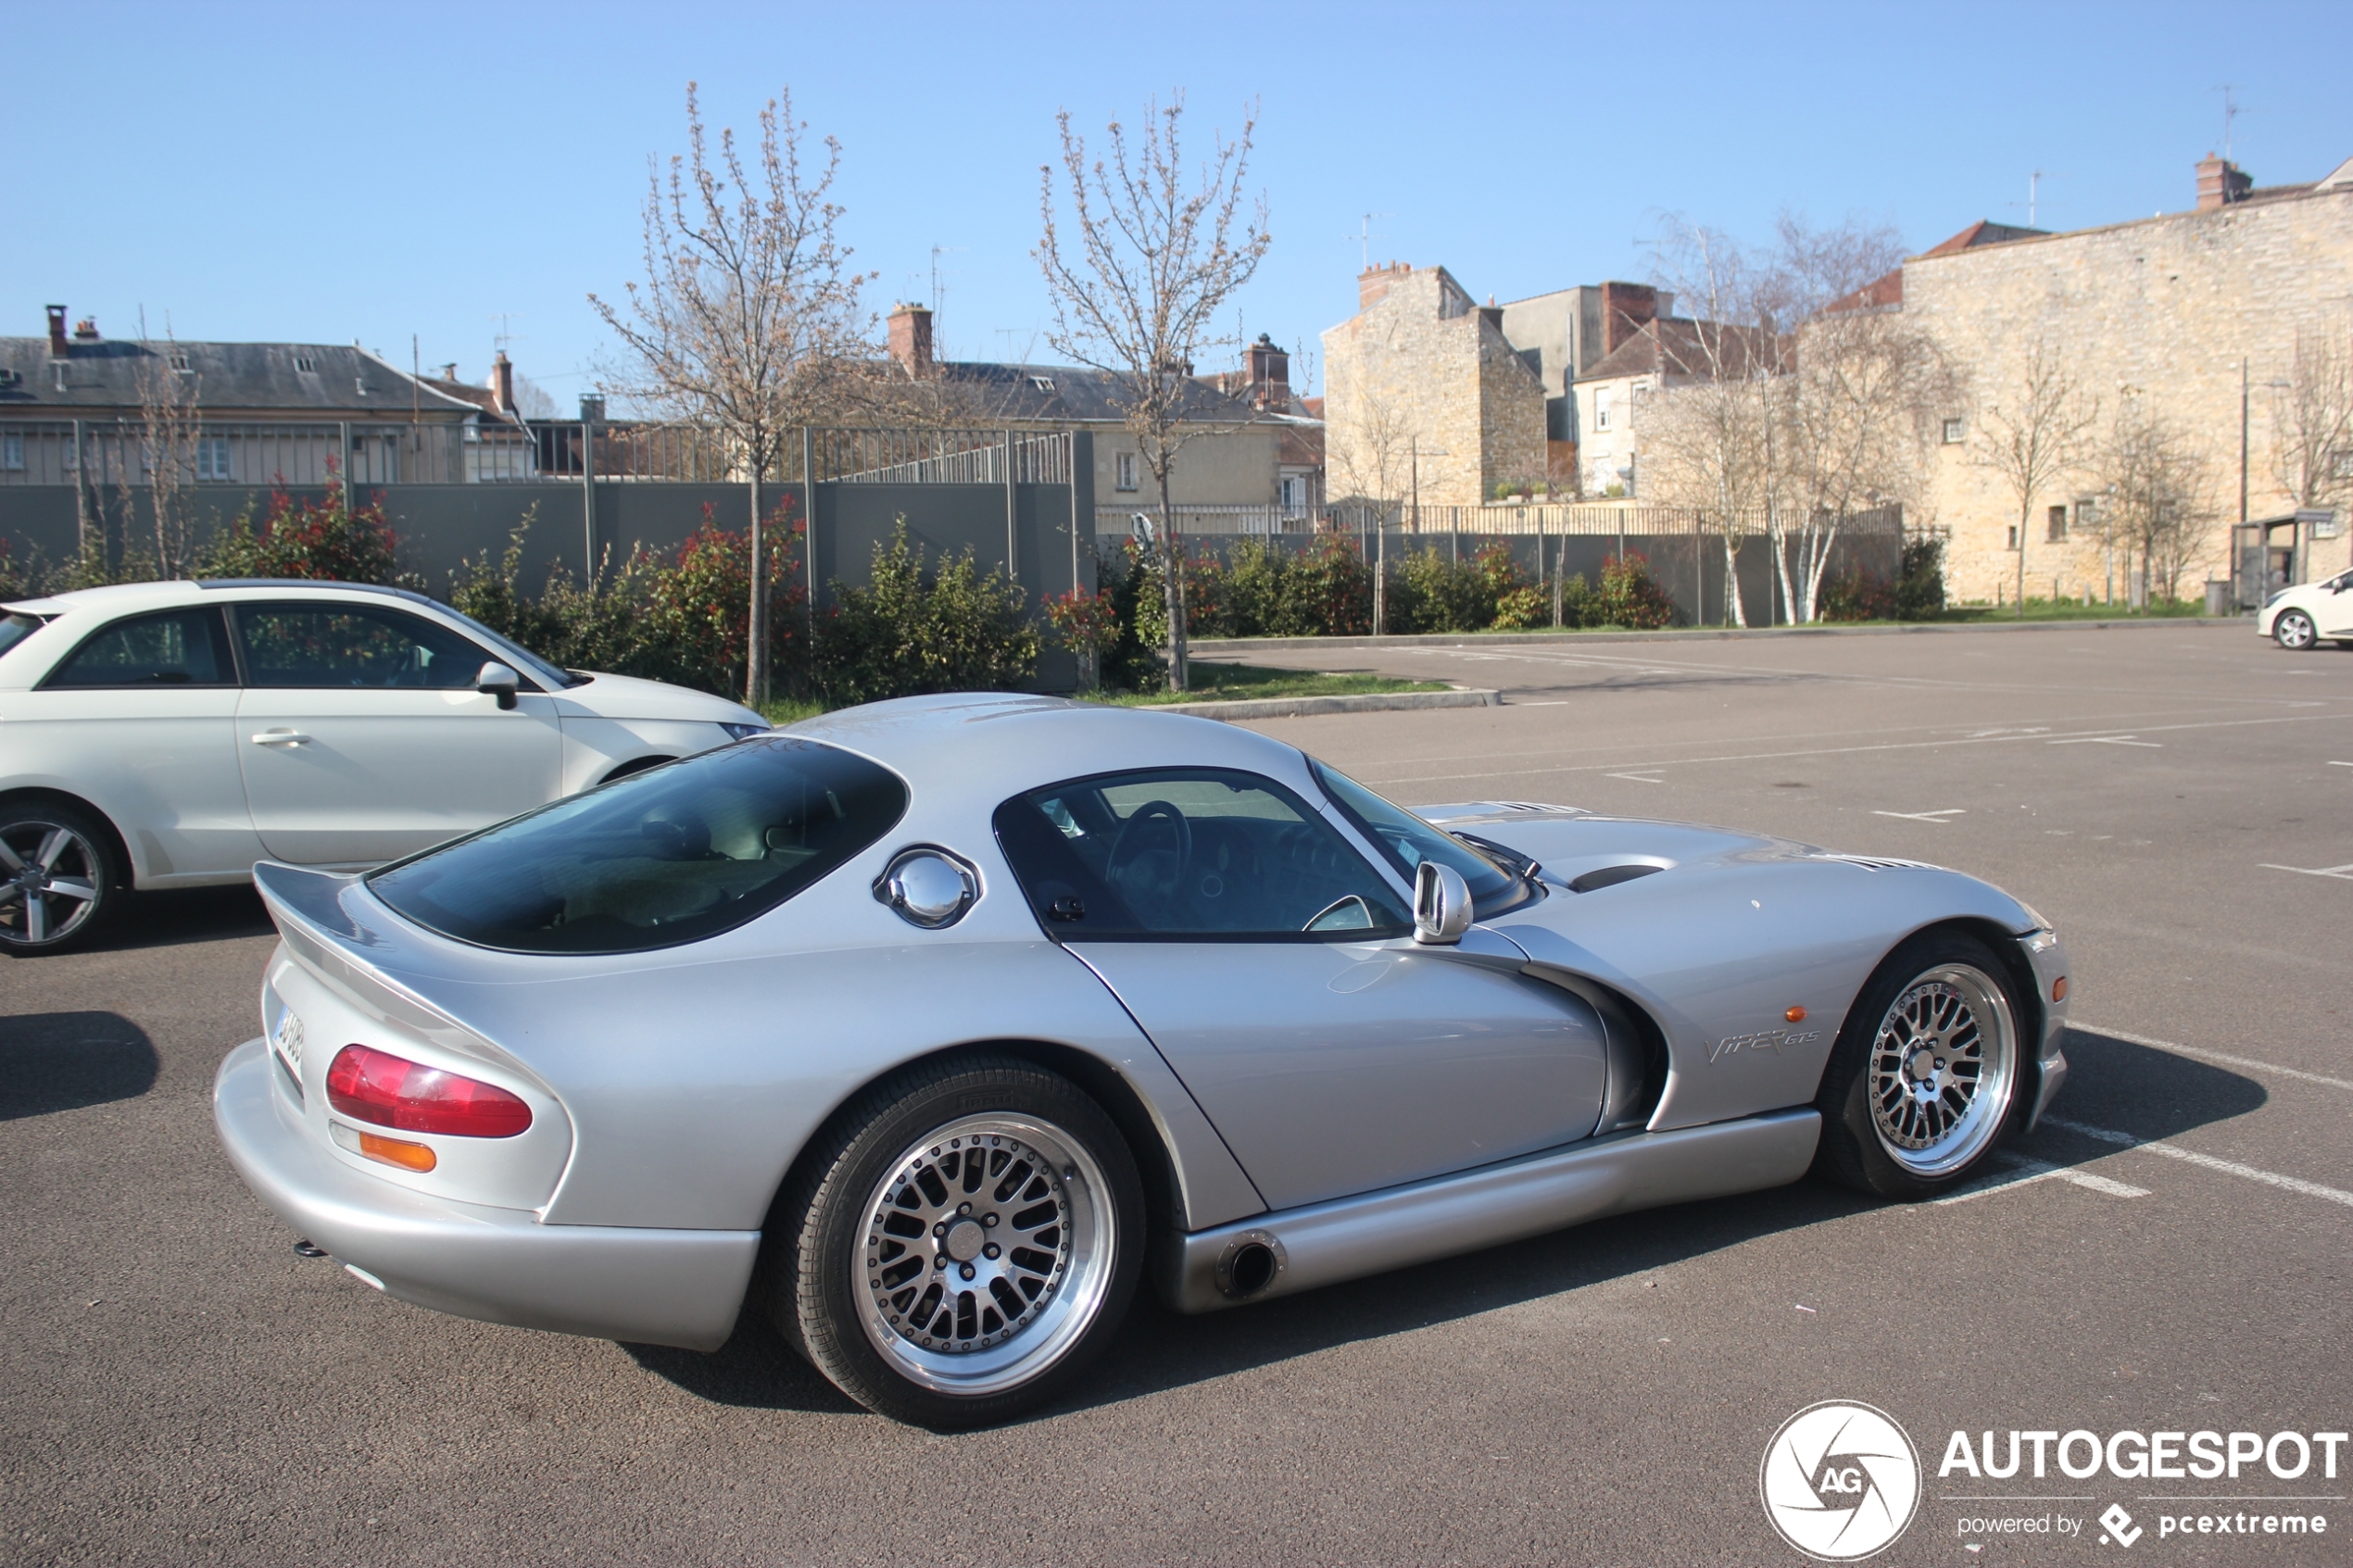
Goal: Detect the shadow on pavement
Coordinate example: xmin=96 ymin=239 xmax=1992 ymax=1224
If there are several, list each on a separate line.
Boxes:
xmin=627 ymin=1025 xmax=2262 ymax=1422
xmin=82 ymin=885 xmax=274 ymax=954
xmin=0 ymin=1012 xmax=159 ymax=1120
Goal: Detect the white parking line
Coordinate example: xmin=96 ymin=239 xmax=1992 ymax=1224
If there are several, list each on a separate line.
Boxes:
xmin=2260 ymin=861 xmax=2353 ymax=880
xmin=2048 ymin=734 xmax=2162 ymax=747
xmin=1605 ymin=772 xmax=1666 ymax=784
xmin=1873 ymin=809 xmax=1965 ymax=823
xmin=2077 ymin=1022 xmax=2353 ymax=1093
xmin=1935 ymin=1154 xmax=2151 ymax=1206
xmin=2042 ymin=1117 xmax=2353 ymax=1210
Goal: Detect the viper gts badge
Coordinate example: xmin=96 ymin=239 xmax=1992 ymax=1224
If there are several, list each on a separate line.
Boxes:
xmin=1710 ymin=1026 xmax=1820 ymax=1063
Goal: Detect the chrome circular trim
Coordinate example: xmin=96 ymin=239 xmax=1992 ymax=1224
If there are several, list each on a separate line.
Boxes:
xmin=1867 ymin=962 xmax=2018 ymax=1178
xmin=0 ymin=819 xmax=104 ymax=948
xmin=872 ymin=847 xmax=978 ymax=930
xmin=854 ymin=1114 xmax=1114 ymax=1398
xmin=2275 ymin=609 xmax=2317 ymax=650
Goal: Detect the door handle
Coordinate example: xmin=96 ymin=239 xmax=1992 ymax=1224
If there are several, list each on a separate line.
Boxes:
xmin=249 ymin=730 xmax=311 ymax=746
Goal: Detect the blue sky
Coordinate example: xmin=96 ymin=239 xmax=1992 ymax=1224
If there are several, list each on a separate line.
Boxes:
xmin=8 ymin=0 xmax=2348 ymax=408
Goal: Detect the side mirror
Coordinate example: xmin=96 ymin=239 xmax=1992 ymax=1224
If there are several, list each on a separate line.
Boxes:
xmin=475 ymin=660 xmax=521 ymax=711
xmin=1413 ymin=860 xmax=1473 ymax=946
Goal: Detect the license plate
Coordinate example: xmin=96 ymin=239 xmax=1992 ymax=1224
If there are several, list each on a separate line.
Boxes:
xmin=271 ymin=1009 xmax=306 ymax=1079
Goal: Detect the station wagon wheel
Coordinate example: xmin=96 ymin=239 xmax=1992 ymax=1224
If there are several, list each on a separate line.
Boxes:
xmin=2275 ymin=609 xmax=2317 ymax=650
xmin=0 ymin=802 xmax=119 ymax=955
xmin=765 ymin=1055 xmax=1143 ymax=1428
xmin=1813 ymin=933 xmax=2025 ymax=1199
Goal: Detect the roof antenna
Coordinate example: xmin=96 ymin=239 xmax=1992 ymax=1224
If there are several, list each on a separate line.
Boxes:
xmin=1345 ymin=212 xmax=1392 ymax=270
xmin=2008 ymin=170 xmax=2067 ymax=228
xmin=2220 ymin=84 xmax=2241 ymax=161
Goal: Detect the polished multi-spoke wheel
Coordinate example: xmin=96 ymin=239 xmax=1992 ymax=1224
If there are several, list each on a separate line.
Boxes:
xmin=1815 ymin=934 xmax=2027 ymax=1198
xmin=2275 ymin=609 xmax=2318 ymax=650
xmin=1865 ymin=966 xmax=2016 ymax=1179
xmin=0 ymin=805 xmax=117 ymax=954
xmin=769 ymin=1056 xmax=1141 ymax=1427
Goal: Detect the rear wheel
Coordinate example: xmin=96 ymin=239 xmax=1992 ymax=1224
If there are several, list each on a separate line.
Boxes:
xmin=2275 ymin=609 xmax=2317 ymax=649
xmin=0 ymin=801 xmax=120 ymax=955
xmin=1813 ymin=932 xmax=2025 ymax=1199
xmin=763 ymin=1055 xmax=1142 ymax=1427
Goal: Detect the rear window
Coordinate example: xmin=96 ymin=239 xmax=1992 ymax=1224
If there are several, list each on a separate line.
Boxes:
xmin=367 ymin=736 xmax=908 ymax=953
xmin=43 ymin=608 xmax=236 ymax=687
xmin=0 ymin=613 xmax=47 ymax=660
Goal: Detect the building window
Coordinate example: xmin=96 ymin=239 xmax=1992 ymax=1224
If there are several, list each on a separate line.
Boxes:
xmin=1 ymin=433 xmax=22 ymax=471
xmin=170 ymin=352 xmax=192 ymax=372
xmin=2331 ymin=448 xmax=2353 ymax=481
xmin=1029 ymin=375 xmax=1056 ymax=394
xmin=196 ymin=437 xmax=231 ymax=481
xmin=1279 ymin=475 xmax=1302 ymax=514
xmin=294 ymin=355 xmax=317 ymax=373
xmin=1114 ymin=451 xmax=1139 ymax=492
xmin=1594 ymin=391 xmax=1613 ymax=432
xmin=1942 ymin=417 xmax=1965 ymax=445
xmin=2074 ymin=497 xmax=2098 ymax=533
xmin=2007 ymin=525 xmax=2019 ymax=550
xmin=2046 ymin=504 xmax=2068 ymax=543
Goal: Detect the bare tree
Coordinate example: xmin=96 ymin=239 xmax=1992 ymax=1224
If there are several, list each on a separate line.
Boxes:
xmin=1037 ymin=93 xmax=1270 ymax=691
xmin=2097 ymin=398 xmax=2219 ymax=604
xmin=510 ymin=372 xmax=560 ymax=420
xmin=2269 ymin=324 xmax=2353 ymax=516
xmin=133 ymin=312 xmax=203 ymax=578
xmin=1972 ymin=341 xmax=2099 ymax=615
xmin=590 ymin=83 xmax=873 ymax=703
xmin=1327 ymin=383 xmax=1416 ymax=632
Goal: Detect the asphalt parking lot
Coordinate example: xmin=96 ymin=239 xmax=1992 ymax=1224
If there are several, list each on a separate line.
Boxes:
xmin=6 ymin=620 xmax=2350 ymax=1566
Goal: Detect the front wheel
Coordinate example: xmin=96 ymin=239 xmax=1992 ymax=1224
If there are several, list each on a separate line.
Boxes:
xmin=2275 ymin=608 xmax=2317 ymax=649
xmin=763 ymin=1055 xmax=1143 ymax=1427
xmin=1813 ymin=932 xmax=2026 ymax=1199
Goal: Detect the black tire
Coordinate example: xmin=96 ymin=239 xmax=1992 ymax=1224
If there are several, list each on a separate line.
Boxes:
xmin=761 ymin=1053 xmax=1144 ymax=1428
xmin=2274 ymin=608 xmax=2317 ymax=650
xmin=1812 ymin=930 xmax=2029 ymax=1200
xmin=0 ymin=799 xmax=122 ymax=956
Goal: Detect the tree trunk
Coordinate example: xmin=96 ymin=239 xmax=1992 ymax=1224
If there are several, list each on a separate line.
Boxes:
xmin=748 ymin=465 xmax=766 ymax=707
xmin=1722 ymin=526 xmax=1748 ymax=628
xmin=1158 ymin=469 xmax=1186 ymax=692
xmin=1800 ymin=518 xmax=1843 ymax=624
xmin=2015 ymin=500 xmax=2031 ymax=620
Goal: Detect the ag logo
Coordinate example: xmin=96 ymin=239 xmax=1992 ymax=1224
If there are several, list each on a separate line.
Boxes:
xmin=1759 ymin=1400 xmax=1921 ymax=1561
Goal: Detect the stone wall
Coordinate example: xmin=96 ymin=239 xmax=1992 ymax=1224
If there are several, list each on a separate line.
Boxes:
xmin=1906 ymin=184 xmax=2353 ymax=603
xmin=1323 ymin=264 xmax=1545 ymax=507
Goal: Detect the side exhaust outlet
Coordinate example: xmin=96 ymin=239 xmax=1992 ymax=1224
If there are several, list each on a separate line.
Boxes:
xmin=1214 ymin=1231 xmax=1286 ymax=1300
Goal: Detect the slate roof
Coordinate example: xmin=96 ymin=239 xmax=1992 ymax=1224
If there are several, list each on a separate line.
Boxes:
xmin=0 ymin=337 xmax=476 ymax=417
xmin=927 ymin=360 xmax=1263 ymax=425
xmin=1575 ymin=319 xmax=1781 ymax=384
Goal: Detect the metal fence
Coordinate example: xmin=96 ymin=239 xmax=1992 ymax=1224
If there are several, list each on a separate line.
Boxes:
xmin=0 ymin=419 xmax=456 ymax=488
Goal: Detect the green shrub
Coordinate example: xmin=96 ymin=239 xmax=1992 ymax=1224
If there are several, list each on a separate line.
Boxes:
xmin=1386 ymin=541 xmax=1533 ymax=633
xmin=1818 ymin=569 xmax=1896 ymax=622
xmin=194 ymin=483 xmax=400 ymax=585
xmin=1894 ymin=536 xmax=1945 ymax=621
xmin=812 ymin=522 xmax=1038 ymax=705
xmin=1591 ymin=551 xmax=1677 ymax=629
xmin=1283 ymin=532 xmax=1374 ymax=636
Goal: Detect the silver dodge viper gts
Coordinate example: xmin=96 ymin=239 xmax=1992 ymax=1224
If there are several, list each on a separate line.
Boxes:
xmin=214 ymin=694 xmax=2070 ymax=1425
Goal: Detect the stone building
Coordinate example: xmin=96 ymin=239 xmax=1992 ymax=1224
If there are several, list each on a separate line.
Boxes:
xmin=1572 ymin=318 xmax=1780 ymax=497
xmin=1893 ymin=156 xmax=2353 ymax=603
xmin=1498 ymin=282 xmax=1671 ymax=472
xmin=1321 ymin=263 xmax=1546 ymax=507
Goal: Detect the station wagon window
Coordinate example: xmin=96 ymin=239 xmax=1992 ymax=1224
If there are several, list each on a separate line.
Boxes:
xmin=994 ymin=767 xmax=1408 ymax=940
xmin=42 ymin=608 xmax=236 ymax=687
xmin=369 ymin=736 xmax=908 ymax=954
xmin=233 ymin=603 xmax=495 ymax=689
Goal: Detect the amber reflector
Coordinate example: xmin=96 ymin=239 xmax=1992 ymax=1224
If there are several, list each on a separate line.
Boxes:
xmin=2052 ymin=976 xmax=2069 ymax=1002
xmin=358 ymin=1131 xmax=437 ymax=1173
xmin=1784 ymin=1006 xmax=1807 ymax=1023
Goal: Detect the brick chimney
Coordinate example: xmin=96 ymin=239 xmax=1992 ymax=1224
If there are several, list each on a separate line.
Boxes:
xmin=2196 ymin=155 xmax=2254 ymax=210
xmin=1358 ymin=260 xmax=1412 ymax=312
xmin=888 ymin=303 xmax=934 ymax=377
xmin=72 ymin=316 xmax=99 ymax=342
xmin=490 ymin=350 xmax=517 ymax=417
xmin=1599 ymin=282 xmax=1661 ymax=355
xmin=45 ymin=305 xmax=68 ymax=358
xmin=1244 ymin=332 xmax=1289 ymax=409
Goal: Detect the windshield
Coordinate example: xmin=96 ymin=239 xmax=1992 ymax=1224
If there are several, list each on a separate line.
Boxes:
xmin=0 ymin=612 xmax=48 ymax=661
xmin=1310 ymin=759 xmax=1537 ymax=918
xmin=430 ymin=603 xmax=586 ymax=690
xmin=368 ymin=736 xmax=906 ymax=953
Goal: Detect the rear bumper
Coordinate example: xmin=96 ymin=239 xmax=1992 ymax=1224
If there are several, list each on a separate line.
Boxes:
xmin=212 ymin=1038 xmax=758 ymax=1350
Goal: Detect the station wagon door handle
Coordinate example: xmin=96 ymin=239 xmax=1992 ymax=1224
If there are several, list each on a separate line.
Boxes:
xmin=249 ymin=730 xmax=311 ymax=746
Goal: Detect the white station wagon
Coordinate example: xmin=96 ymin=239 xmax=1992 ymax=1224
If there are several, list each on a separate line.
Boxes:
xmin=0 ymin=579 xmax=768 ymax=952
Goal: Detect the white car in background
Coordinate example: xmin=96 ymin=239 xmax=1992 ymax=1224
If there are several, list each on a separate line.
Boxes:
xmin=0 ymin=579 xmax=768 ymax=953
xmin=2259 ymin=566 xmax=2353 ymax=649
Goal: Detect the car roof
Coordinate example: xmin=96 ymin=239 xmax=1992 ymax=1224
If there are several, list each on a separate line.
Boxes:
xmin=3 ymin=579 xmax=459 ymax=620
xmin=786 ymin=693 xmax=1323 ymax=805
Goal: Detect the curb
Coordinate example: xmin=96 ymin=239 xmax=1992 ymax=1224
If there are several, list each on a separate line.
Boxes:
xmin=1190 ymin=617 xmax=2242 ymax=657
xmin=1149 ymin=687 xmax=1501 ymax=721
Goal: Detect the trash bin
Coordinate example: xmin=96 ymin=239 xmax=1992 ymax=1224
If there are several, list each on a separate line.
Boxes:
xmin=2204 ymin=579 xmax=2230 ymax=618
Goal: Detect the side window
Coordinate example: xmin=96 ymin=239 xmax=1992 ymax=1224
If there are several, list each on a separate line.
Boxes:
xmin=992 ymin=768 xmax=1408 ymax=940
xmin=44 ymin=608 xmax=234 ymax=688
xmin=234 ymin=604 xmax=495 ymax=690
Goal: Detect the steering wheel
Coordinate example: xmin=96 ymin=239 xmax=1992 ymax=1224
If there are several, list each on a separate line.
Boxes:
xmin=1106 ymin=800 xmax=1192 ymax=909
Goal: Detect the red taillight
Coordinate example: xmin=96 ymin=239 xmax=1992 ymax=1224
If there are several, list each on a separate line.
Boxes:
xmin=325 ymin=1044 xmax=532 ymax=1138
